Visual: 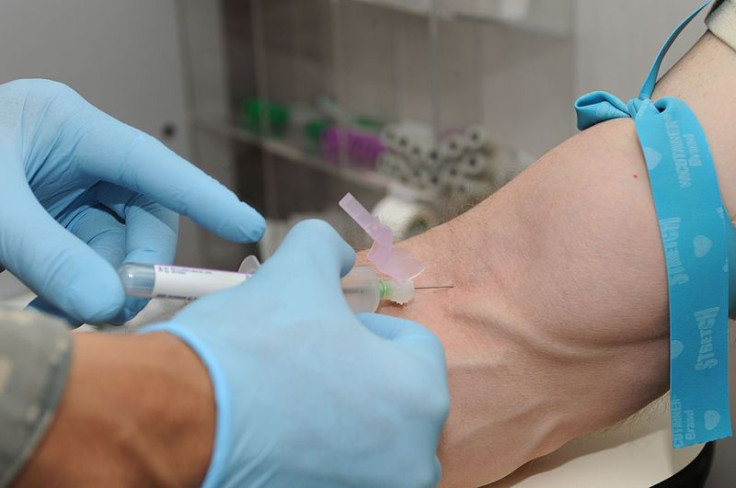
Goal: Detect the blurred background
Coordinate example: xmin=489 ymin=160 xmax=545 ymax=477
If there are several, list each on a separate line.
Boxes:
xmin=0 ymin=0 xmax=731 ymax=486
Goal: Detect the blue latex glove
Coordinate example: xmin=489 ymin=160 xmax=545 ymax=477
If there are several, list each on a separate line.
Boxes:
xmin=0 ymin=79 xmax=265 ymax=325
xmin=142 ymin=220 xmax=450 ymax=488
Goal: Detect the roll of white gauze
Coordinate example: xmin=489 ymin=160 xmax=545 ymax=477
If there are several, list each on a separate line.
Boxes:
xmin=384 ymin=122 xmax=434 ymax=159
xmin=437 ymin=162 xmax=462 ymax=190
xmin=425 ymin=144 xmax=442 ymax=169
xmin=425 ymin=170 xmax=444 ymax=194
xmin=378 ymin=152 xmax=413 ymax=183
xmin=393 ymin=156 xmax=416 ymax=184
xmin=465 ymin=125 xmax=492 ymax=152
xmin=459 ymin=152 xmax=491 ymax=177
xmin=410 ymin=167 xmax=441 ymax=193
xmin=395 ymin=131 xmax=414 ymax=159
xmin=398 ymin=121 xmax=434 ymax=140
xmin=407 ymin=165 xmax=427 ymax=188
xmin=407 ymin=137 xmax=433 ymax=165
xmin=439 ymin=133 xmax=468 ymax=160
xmin=372 ymin=194 xmax=439 ymax=240
xmin=380 ymin=124 xmax=401 ymax=152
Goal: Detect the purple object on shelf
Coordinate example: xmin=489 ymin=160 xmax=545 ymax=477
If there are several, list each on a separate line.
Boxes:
xmin=321 ymin=127 xmax=385 ymax=169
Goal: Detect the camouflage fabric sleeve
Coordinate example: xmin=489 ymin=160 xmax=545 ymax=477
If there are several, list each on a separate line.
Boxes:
xmin=0 ymin=308 xmax=71 ymax=487
xmin=707 ymin=0 xmax=736 ymax=51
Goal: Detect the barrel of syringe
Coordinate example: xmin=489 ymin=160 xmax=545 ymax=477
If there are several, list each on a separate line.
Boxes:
xmin=118 ymin=263 xmax=382 ymax=313
xmin=118 ymin=264 xmax=249 ymax=301
xmin=340 ymin=265 xmax=381 ymax=314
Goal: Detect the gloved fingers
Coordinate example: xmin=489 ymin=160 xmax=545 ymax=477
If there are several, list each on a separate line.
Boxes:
xmin=357 ymin=313 xmax=447 ymax=368
xmin=0 ymin=185 xmax=124 ymax=323
xmin=255 ymin=219 xmax=356 ymax=298
xmin=99 ymin=187 xmax=177 ymax=322
xmin=68 ymin=204 xmax=153 ymax=323
xmin=90 ymin=182 xmax=185 ymax=322
xmin=29 ymin=205 xmax=154 ymax=325
xmin=91 ymin=182 xmax=179 ymax=266
xmin=28 ymin=205 xmax=128 ymax=326
xmin=76 ymin=113 xmax=265 ymax=243
xmin=66 ymin=205 xmax=127 ymax=264
xmin=122 ymin=197 xmax=178 ymax=265
xmin=165 ymin=220 xmax=355 ymax=325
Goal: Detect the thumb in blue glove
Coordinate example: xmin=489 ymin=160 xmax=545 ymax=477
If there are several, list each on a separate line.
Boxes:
xmin=142 ymin=219 xmax=450 ymax=488
xmin=0 ymin=79 xmax=265 ymax=325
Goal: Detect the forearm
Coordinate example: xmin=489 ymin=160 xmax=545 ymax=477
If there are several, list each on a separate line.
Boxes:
xmin=10 ymin=332 xmax=215 ymax=488
xmin=378 ymin=32 xmax=736 ymax=488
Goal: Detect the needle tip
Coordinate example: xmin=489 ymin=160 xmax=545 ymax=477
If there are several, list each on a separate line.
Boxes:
xmin=414 ymin=284 xmax=455 ymax=290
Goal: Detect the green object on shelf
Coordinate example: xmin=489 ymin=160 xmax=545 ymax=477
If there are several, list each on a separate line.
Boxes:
xmin=304 ymin=119 xmax=332 ymax=145
xmin=242 ymin=98 xmax=291 ymax=136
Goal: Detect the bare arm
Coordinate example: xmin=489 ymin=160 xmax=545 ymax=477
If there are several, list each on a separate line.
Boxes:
xmin=375 ymin=32 xmax=736 ymax=488
xmin=10 ymin=332 xmax=215 ymax=488
xmin=10 ymin=27 xmax=735 ymax=488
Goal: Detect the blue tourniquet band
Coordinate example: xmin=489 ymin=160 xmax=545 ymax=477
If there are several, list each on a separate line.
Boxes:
xmin=575 ymin=1 xmax=732 ymax=448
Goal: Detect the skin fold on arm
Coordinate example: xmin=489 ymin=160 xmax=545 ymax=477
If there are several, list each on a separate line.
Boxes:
xmin=370 ymin=32 xmax=736 ymax=488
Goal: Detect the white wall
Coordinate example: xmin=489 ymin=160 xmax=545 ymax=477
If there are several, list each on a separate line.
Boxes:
xmin=0 ymin=0 xmax=198 ymax=298
xmin=575 ymin=0 xmax=708 ymax=97
xmin=0 ymin=0 xmax=189 ymax=156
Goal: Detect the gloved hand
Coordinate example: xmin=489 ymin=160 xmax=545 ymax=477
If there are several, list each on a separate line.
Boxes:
xmin=142 ymin=220 xmax=450 ymax=488
xmin=0 ymin=79 xmax=265 ymax=325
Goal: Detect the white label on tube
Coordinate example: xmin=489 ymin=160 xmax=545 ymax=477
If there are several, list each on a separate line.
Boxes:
xmin=152 ymin=265 xmax=248 ymax=300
